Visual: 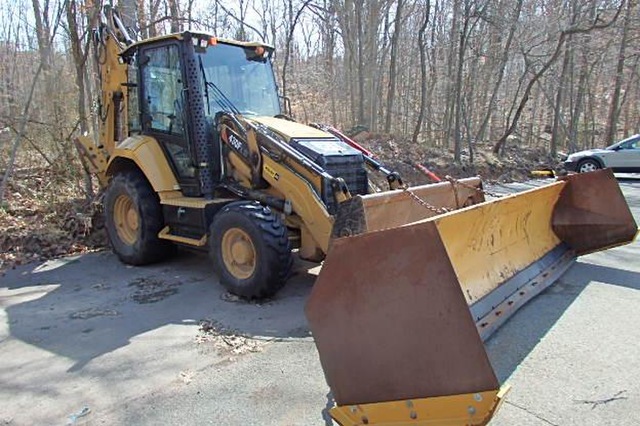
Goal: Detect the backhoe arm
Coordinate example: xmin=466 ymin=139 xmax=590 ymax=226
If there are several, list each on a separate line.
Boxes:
xmin=76 ymin=6 xmax=134 ymax=187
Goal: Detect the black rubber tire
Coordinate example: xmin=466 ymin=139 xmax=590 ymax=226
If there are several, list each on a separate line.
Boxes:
xmin=104 ymin=170 xmax=174 ymax=265
xmin=577 ymin=158 xmax=601 ymax=173
xmin=210 ymin=201 xmax=292 ymax=299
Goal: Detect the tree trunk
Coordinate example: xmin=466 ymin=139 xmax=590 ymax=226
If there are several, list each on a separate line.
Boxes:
xmin=604 ymin=0 xmax=632 ymax=146
xmin=475 ymin=0 xmax=522 ymax=145
xmin=282 ymin=0 xmax=312 ymax=99
xmin=452 ymin=14 xmax=469 ymax=163
xmin=67 ymin=0 xmax=99 ymax=199
xmin=492 ymin=6 xmax=623 ymax=155
xmin=168 ymin=0 xmax=181 ymax=32
xmin=550 ymin=43 xmax=571 ymax=157
xmin=384 ymin=0 xmax=404 ymax=133
xmin=412 ymin=1 xmax=432 ymax=144
xmin=0 ymin=65 xmax=44 ymax=204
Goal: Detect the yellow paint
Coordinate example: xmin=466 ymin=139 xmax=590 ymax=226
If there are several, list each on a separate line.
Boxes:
xmin=434 ymin=182 xmax=565 ymax=303
xmin=109 ymin=135 xmax=179 ymax=193
xmin=226 ymin=151 xmax=253 ymax=187
xmin=261 ymin=156 xmax=333 ymax=252
xmin=161 ymin=196 xmax=236 ymax=208
xmin=263 ymin=163 xmax=279 ymax=180
xmin=221 ymin=227 xmax=257 ymax=279
xmin=157 ymin=190 xmax=184 ymax=202
xmin=158 ymin=226 xmax=208 ymax=246
xmin=249 ymin=116 xmax=333 ymax=140
xmin=299 ymin=225 xmax=325 ymax=262
xmin=531 ymin=170 xmax=554 ymax=177
xmin=330 ymin=388 xmax=507 ymax=426
xmin=113 ymin=194 xmax=139 ymax=245
xmin=98 ymin=34 xmax=128 ymax=155
xmin=75 ymin=135 xmax=109 ymax=187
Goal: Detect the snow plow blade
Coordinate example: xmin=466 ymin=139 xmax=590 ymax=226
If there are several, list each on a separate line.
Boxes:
xmin=306 ymin=168 xmax=636 ymax=425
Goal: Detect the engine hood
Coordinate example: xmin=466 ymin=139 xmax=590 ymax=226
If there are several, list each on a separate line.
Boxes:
xmin=568 ymin=148 xmax=611 ymax=159
xmin=248 ymin=116 xmax=333 ymax=141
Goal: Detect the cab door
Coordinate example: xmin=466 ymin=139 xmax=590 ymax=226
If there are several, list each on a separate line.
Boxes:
xmin=139 ymin=42 xmax=200 ymax=196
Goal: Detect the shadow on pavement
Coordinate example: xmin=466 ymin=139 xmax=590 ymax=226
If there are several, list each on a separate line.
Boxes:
xmin=3 ymin=242 xmax=638 ymax=382
xmin=486 ymin=259 xmax=640 ymax=383
xmin=1 ymin=249 xmax=318 ymax=372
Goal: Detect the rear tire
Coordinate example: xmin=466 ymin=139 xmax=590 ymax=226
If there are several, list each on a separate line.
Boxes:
xmin=577 ymin=159 xmax=601 ymax=173
xmin=210 ymin=201 xmax=292 ymax=299
xmin=104 ymin=170 xmax=174 ymax=265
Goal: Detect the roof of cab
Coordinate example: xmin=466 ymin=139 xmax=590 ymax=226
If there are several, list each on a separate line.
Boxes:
xmin=120 ymin=31 xmax=274 ymax=56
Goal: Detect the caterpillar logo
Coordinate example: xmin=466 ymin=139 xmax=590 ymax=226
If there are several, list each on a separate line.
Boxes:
xmin=264 ymin=164 xmax=280 ymax=181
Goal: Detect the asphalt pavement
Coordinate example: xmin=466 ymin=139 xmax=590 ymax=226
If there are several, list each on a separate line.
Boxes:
xmin=1 ymin=176 xmax=639 ymax=425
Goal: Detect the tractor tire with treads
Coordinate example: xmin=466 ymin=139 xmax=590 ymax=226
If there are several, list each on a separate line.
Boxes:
xmin=104 ymin=170 xmax=174 ymax=265
xmin=210 ymin=201 xmax=292 ymax=299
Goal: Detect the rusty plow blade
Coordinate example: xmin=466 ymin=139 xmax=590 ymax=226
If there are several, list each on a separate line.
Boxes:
xmin=305 ymin=169 xmax=636 ymax=426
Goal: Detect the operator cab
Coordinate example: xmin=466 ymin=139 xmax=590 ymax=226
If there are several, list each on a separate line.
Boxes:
xmin=120 ymin=32 xmax=280 ymax=197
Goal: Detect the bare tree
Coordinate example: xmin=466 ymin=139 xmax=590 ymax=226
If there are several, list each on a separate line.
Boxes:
xmin=383 ymin=0 xmax=403 ymax=133
xmin=604 ymin=0 xmax=634 ymax=146
xmin=0 ymin=1 xmax=64 ymax=203
xmin=412 ymin=0 xmax=431 ymax=144
xmin=492 ymin=4 xmax=624 ymax=155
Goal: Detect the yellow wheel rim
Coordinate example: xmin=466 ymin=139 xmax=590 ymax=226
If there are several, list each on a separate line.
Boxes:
xmin=113 ymin=194 xmax=139 ymax=245
xmin=221 ymin=228 xmax=256 ymax=280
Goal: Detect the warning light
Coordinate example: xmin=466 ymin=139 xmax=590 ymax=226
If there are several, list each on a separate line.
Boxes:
xmin=208 ymin=37 xmax=217 ymax=46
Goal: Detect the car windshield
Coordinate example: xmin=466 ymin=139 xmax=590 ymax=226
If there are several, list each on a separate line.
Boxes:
xmin=606 ymin=135 xmax=640 ymax=150
xmin=198 ymin=43 xmax=281 ymax=117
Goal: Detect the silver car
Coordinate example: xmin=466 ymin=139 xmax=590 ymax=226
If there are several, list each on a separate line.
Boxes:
xmin=563 ymin=134 xmax=640 ymax=173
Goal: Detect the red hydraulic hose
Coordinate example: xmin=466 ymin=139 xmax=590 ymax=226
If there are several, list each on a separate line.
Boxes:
xmin=322 ymin=125 xmax=376 ymax=158
xmin=415 ymin=163 xmax=442 ymax=182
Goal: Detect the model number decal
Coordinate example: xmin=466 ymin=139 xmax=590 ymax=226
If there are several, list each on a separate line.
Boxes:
xmin=229 ymin=133 xmax=243 ymax=151
xmin=226 ymin=130 xmax=250 ymax=161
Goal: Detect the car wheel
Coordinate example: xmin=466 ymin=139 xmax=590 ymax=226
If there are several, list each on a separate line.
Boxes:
xmin=577 ymin=159 xmax=600 ymax=173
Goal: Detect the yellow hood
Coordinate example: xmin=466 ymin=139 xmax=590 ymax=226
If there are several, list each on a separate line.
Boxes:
xmin=249 ymin=116 xmax=333 ymax=141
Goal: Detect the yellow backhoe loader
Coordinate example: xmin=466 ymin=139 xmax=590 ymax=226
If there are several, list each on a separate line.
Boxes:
xmin=77 ymin=6 xmax=637 ymax=425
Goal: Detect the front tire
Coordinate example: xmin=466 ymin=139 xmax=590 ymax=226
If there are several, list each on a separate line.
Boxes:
xmin=104 ymin=170 xmax=173 ymax=265
xmin=210 ymin=202 xmax=292 ymax=299
xmin=578 ymin=159 xmax=601 ymax=173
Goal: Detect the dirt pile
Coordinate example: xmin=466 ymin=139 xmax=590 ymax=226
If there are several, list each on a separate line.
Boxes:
xmin=0 ymin=167 xmax=106 ymax=274
xmin=353 ymin=132 xmax=558 ymax=186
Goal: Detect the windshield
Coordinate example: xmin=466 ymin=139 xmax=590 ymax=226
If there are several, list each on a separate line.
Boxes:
xmin=198 ymin=43 xmax=281 ymax=117
xmin=606 ymin=135 xmax=640 ymax=150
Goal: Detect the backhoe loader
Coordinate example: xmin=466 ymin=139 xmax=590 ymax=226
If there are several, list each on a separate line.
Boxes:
xmin=77 ymin=6 xmax=637 ymax=425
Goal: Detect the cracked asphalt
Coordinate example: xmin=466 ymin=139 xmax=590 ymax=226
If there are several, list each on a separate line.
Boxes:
xmin=1 ymin=176 xmax=639 ymax=425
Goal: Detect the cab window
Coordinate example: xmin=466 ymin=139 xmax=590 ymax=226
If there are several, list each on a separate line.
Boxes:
xmin=141 ymin=44 xmax=184 ymax=135
xmin=140 ymin=43 xmax=194 ymax=179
